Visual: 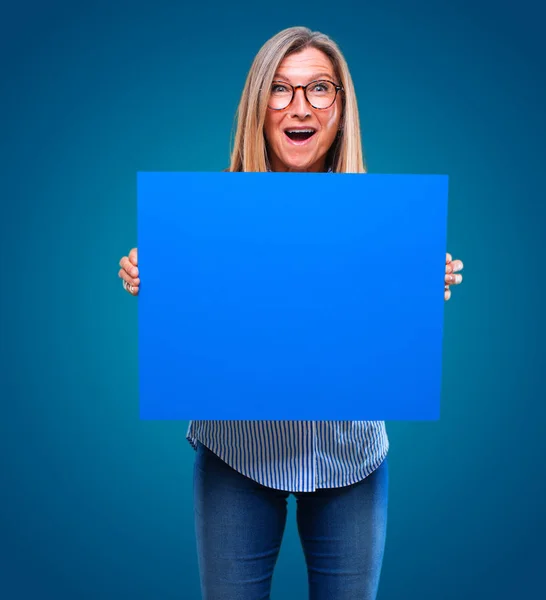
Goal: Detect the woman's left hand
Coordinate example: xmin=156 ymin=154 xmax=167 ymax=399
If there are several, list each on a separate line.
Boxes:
xmin=445 ymin=253 xmax=463 ymax=301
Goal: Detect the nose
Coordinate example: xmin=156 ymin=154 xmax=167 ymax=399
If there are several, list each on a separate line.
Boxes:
xmin=289 ymin=87 xmax=310 ymax=118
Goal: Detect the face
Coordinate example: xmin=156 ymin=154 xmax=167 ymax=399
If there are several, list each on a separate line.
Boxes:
xmin=263 ymin=47 xmax=342 ymax=172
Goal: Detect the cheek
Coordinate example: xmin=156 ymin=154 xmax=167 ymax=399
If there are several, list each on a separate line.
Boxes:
xmin=320 ymin=115 xmax=340 ymax=145
xmin=264 ymin=112 xmax=282 ymax=143
xmin=319 ymin=105 xmax=342 ymax=142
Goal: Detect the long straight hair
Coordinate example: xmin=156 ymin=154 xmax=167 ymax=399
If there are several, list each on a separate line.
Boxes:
xmin=229 ymin=27 xmax=366 ymax=173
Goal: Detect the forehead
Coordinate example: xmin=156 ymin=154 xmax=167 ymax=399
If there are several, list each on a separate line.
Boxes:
xmin=275 ymin=47 xmax=335 ymax=80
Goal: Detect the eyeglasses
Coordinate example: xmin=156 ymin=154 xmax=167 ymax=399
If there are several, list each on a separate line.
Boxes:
xmin=268 ymin=79 xmax=343 ymax=110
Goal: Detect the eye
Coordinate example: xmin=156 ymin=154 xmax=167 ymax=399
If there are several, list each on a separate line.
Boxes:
xmin=271 ymin=83 xmax=289 ymax=94
xmin=309 ymin=81 xmax=332 ymax=93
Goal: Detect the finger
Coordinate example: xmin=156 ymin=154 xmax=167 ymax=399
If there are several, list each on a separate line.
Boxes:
xmin=445 ymin=273 xmax=463 ymax=285
xmin=120 ymin=256 xmax=139 ymax=278
xmin=129 ymin=248 xmax=138 ymax=266
xmin=118 ymin=268 xmax=140 ymax=286
xmin=444 ymin=286 xmax=451 ymax=301
xmin=121 ymin=278 xmax=140 ymax=296
xmin=450 ymin=259 xmax=464 ymax=273
xmin=446 ymin=252 xmax=452 ymax=264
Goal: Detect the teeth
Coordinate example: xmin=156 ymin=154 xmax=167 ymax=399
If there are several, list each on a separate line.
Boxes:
xmin=286 ymin=129 xmax=315 ymax=133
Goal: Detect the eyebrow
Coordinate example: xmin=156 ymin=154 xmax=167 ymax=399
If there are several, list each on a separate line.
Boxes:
xmin=273 ymin=72 xmax=336 ymax=82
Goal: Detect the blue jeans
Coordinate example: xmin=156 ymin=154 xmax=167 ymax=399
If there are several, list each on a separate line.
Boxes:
xmin=193 ymin=442 xmax=388 ymax=600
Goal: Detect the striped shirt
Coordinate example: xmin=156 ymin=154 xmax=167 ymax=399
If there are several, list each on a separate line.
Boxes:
xmin=186 ymin=420 xmax=389 ymax=492
xmin=186 ymin=167 xmax=388 ymax=492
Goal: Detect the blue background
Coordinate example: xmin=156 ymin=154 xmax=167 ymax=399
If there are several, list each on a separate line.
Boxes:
xmin=138 ymin=172 xmax=447 ymax=420
xmin=2 ymin=0 xmax=545 ymax=598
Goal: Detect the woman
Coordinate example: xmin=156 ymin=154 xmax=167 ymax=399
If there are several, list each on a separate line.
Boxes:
xmin=118 ymin=27 xmax=463 ymax=600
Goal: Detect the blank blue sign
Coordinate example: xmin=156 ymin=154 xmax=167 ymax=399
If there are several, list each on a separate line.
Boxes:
xmin=137 ymin=172 xmax=448 ymax=420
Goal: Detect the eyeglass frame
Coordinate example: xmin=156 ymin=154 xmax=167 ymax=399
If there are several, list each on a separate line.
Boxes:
xmin=267 ymin=79 xmax=344 ymax=111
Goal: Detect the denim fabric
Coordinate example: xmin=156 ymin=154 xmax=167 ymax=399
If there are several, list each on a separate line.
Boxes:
xmin=193 ymin=442 xmax=388 ymax=600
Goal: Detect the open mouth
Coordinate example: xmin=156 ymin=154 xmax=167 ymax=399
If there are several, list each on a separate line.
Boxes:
xmin=284 ymin=129 xmax=317 ymax=142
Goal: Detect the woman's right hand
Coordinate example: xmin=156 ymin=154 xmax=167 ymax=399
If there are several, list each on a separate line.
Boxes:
xmin=119 ymin=248 xmax=139 ymax=296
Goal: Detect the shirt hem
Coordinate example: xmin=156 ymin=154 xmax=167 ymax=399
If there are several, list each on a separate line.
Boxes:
xmin=186 ymin=424 xmax=389 ymax=493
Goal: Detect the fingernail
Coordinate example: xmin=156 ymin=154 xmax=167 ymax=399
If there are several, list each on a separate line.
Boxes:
xmin=455 ymin=274 xmax=462 ymax=284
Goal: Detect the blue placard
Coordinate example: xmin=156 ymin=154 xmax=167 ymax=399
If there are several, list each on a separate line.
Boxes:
xmin=137 ymin=172 xmax=448 ymax=420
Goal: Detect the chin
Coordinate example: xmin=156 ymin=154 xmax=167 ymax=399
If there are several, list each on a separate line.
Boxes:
xmin=286 ymin=163 xmax=311 ymax=172
xmin=281 ymin=154 xmax=316 ymax=172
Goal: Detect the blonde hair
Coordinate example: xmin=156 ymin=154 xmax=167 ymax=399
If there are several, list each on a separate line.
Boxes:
xmin=229 ymin=26 xmax=366 ymax=173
